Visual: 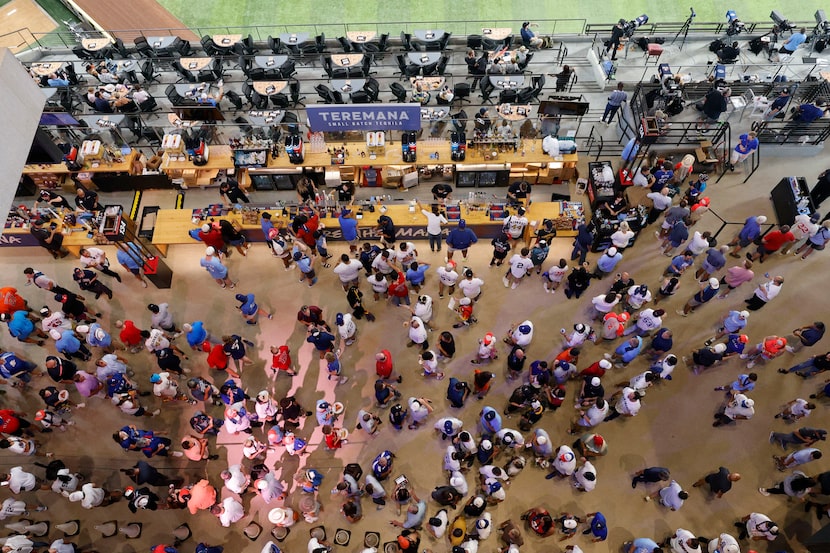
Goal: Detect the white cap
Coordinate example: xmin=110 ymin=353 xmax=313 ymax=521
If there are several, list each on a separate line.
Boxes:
xmin=708 ymin=278 xmax=720 ymax=289
xmin=257 ymin=480 xmax=269 ymax=490
xmin=268 ymin=507 xmax=289 ymax=524
xmin=75 ymin=324 xmax=90 ymax=334
xmin=591 ymin=377 xmax=601 ymax=387
xmin=94 ymin=328 xmax=107 ymax=341
xmin=739 ymin=311 xmax=749 ymax=319
xmin=606 ymin=247 xmax=617 ymax=256
xmin=743 ymin=398 xmax=755 ymax=408
xmin=536 ymin=436 xmax=547 ymax=445
xmin=205 ymin=246 xmax=215 ymax=256
xmin=257 ymin=391 xmax=270 ymax=402
xmin=201 ymin=224 xmax=211 ymax=232
xmin=599 ymin=360 xmax=612 ymax=369
xmin=564 ymin=518 xmax=578 ymax=529
xmin=713 ymin=343 xmax=727 ymax=353
xmin=450 ymin=473 xmax=465 ymax=488
xmin=756 ymin=215 xmax=767 ymax=224
xmin=723 ymin=545 xmax=739 ymax=553
xmin=67 ymin=491 xmax=84 ymax=502
xmin=182 ymin=323 xmax=193 ymax=332
xmin=49 ymin=328 xmax=62 ymax=340
xmin=460 ymin=297 xmax=471 ymax=305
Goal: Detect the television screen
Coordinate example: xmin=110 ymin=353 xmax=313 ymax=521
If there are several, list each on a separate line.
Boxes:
xmin=27 ymin=128 xmax=65 ymax=164
xmin=173 ymin=106 xmax=225 ymax=122
xmin=39 ymin=112 xmax=80 ymax=126
xmin=538 ymin=99 xmax=590 ymax=117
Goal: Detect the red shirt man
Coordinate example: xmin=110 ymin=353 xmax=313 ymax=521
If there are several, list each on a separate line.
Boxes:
xmin=0 ymin=287 xmax=27 ymax=316
xmin=387 ymin=272 xmax=409 ymax=298
xmin=761 ymin=228 xmax=795 ymax=252
xmin=375 ymin=350 xmax=394 ymax=379
xmin=207 ymin=343 xmax=229 ymax=371
xmin=198 ymin=225 xmax=225 ymax=251
xmin=270 ymin=345 xmax=295 ymax=375
xmin=295 ymin=214 xmax=319 ymax=249
xmin=0 ymin=409 xmax=23 ymax=435
xmin=297 ymin=305 xmax=326 ymax=328
xmin=119 ymin=320 xmax=143 ymax=348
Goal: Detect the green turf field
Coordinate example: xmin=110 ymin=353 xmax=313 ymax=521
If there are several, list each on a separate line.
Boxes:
xmin=157 ymin=0 xmax=830 ymax=32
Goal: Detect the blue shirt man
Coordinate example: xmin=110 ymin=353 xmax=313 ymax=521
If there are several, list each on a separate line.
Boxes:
xmin=596 ymin=248 xmax=622 ymax=274
xmin=795 ymin=102 xmax=827 ymax=123
xmin=260 ymin=213 xmax=274 ymax=243
xmin=479 ymin=407 xmax=502 ymax=435
xmin=0 ymin=351 xmax=36 ymax=381
xmin=8 ymin=311 xmax=35 ymax=341
xmin=185 ymin=321 xmax=208 ymax=348
xmin=780 ymin=28 xmax=807 ymax=53
xmin=372 ymin=450 xmax=394 ymax=479
xmin=405 ymin=263 xmax=430 ymax=286
xmin=666 ymin=254 xmax=694 ymax=276
xmin=47 ymin=75 xmax=70 ymax=87
xmin=116 ymin=242 xmax=143 ymax=273
xmin=236 ymin=293 xmax=258 ymax=316
xmin=738 ymin=216 xmax=763 ymax=244
xmin=86 ymin=323 xmax=112 ymax=348
xmin=725 ymin=334 xmax=747 ymax=355
xmin=615 ymin=337 xmax=643 ymax=364
xmin=306 ymin=329 xmax=335 ymax=353
xmin=446 ymin=220 xmax=478 ymax=251
xmin=55 ymin=329 xmax=82 ymax=355
xmin=722 ymin=310 xmax=748 ymax=333
xmin=338 ymin=209 xmax=359 ymax=243
xmin=200 ymin=254 xmax=227 ymax=279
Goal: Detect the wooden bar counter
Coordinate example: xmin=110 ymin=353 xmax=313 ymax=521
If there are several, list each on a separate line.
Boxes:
xmin=151 ymin=201 xmax=581 ymax=255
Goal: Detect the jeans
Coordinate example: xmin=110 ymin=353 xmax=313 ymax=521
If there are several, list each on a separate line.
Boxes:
xmin=428 ymin=233 xmax=442 ymax=251
xmin=770 ymin=432 xmax=805 ymax=449
xmin=570 ymin=243 xmax=589 ymax=265
xmin=602 ymin=103 xmax=621 ymax=123
xmin=390 ymin=295 xmax=411 ymax=307
xmin=786 ymin=358 xmax=822 ymax=376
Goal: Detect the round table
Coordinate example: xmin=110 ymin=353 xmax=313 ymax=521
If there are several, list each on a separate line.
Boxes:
xmin=496 ymin=104 xmax=533 ymax=121
xmin=252 ymin=81 xmax=288 ymax=95
xmin=489 ymin=75 xmax=524 ymax=89
xmin=410 ymin=76 xmax=445 ymax=90
xmin=331 ymin=79 xmax=366 ymax=94
xmin=81 ymin=38 xmax=112 ymax=52
xmin=407 ymin=52 xmax=441 ymax=66
xmin=346 ymin=31 xmax=376 ymax=44
xmin=253 ymin=55 xmax=288 ymax=69
xmin=331 ymin=53 xmax=364 ymax=67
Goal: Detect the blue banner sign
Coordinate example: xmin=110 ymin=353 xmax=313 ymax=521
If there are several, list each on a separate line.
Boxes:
xmin=306 ymin=103 xmax=423 ymax=132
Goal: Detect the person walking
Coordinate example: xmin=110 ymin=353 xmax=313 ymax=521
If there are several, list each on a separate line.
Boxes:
xmin=200 ymin=247 xmax=235 ymax=288
xmin=745 ymin=275 xmax=784 ymax=311
xmin=602 ymin=83 xmax=627 ymax=124
xmin=692 ymin=467 xmax=741 ymax=498
xmin=445 ymin=220 xmax=478 ymax=262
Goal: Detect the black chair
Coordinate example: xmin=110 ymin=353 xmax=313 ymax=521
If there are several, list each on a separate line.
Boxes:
xmin=394 ymin=54 xmax=408 ymax=77
xmin=165 ymin=84 xmax=186 ymax=106
xmin=64 ymin=63 xmax=82 ymax=85
xmin=400 ymin=32 xmax=414 ymax=51
xmin=289 ymin=80 xmax=305 ymax=106
xmin=138 ymin=96 xmax=160 ymax=117
xmin=234 ymin=116 xmax=254 ymax=136
xmin=140 ymin=60 xmax=160 ymax=84
xmin=315 ymin=33 xmax=327 ymax=52
xmin=436 ymin=94 xmax=451 ymax=106
xmin=175 ymin=39 xmax=194 ymax=57
xmin=480 ymin=78 xmax=495 ymax=104
xmin=451 ymin=110 xmax=468 ymax=134
xmin=363 ymin=77 xmax=380 ymax=102
xmin=481 ymin=37 xmax=500 ymax=51
xmin=201 ymin=35 xmax=219 ymax=56
xmin=438 ymin=32 xmax=452 ymax=52
xmin=72 ymin=46 xmax=94 ymax=60
xmin=452 ymin=82 xmax=471 ymax=105
xmin=337 ymin=36 xmax=352 ymax=52
xmin=467 ymin=35 xmax=483 ymax=49
xmin=242 ymin=81 xmax=254 ymax=103
xmin=499 ymin=89 xmax=518 ymax=104
xmin=238 ymin=55 xmax=253 ymax=75
xmin=422 ymin=61 xmax=438 ymax=76
xmin=278 ymin=60 xmax=297 ymax=79
xmin=112 ymin=38 xmax=130 ymax=58
xmin=363 ymin=33 xmax=389 ymax=54
xmin=436 ymin=55 xmax=449 ymax=76
xmin=350 ymin=91 xmax=371 ymax=103
xmin=315 ymin=84 xmax=334 ymax=103
xmin=530 ymin=74 xmax=546 ymax=102
xmin=124 ymin=69 xmax=140 ymax=85
xmin=390 ymin=82 xmax=408 ymax=102
xmin=118 ymin=100 xmax=140 ymax=113
xmin=331 ymin=90 xmax=345 ymax=104
xmin=250 ymin=90 xmax=269 ymax=109
xmin=172 ymin=61 xmax=196 ymax=83
xmin=134 ymin=36 xmax=155 ymax=58
xmin=321 ymin=56 xmax=334 ymax=78
xmin=267 ymin=35 xmax=284 ymax=54
xmin=518 ymin=52 xmax=534 ymax=72
xmin=247 ymin=67 xmax=266 ymax=81
xmin=224 ymin=90 xmax=244 ymax=111
xmin=271 ymin=93 xmax=291 ymax=109
xmin=242 ymin=34 xmax=258 ymax=55
xmin=517 ymin=85 xmax=535 ymax=104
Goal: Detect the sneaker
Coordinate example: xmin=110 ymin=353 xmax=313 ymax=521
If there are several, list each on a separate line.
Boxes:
xmin=676 ymin=310 xmax=687 ymax=317
xmin=603 ymin=353 xmax=612 ymax=360
xmin=338 ymin=376 xmax=349 ymax=385
xmin=141 ymin=280 xmax=148 ymax=288
xmin=644 ymin=496 xmax=651 ymax=502
xmin=502 ymin=276 xmax=510 ymax=288
xmin=511 ymin=282 xmax=518 ymax=289
xmin=758 ymin=487 xmax=770 ymax=496
xmin=704 ymin=338 xmax=714 ymax=346
xmin=739 ymin=354 xmax=748 ymax=359
xmin=230 ymin=282 xmax=237 ymax=289
xmin=171 ymin=451 xmax=184 ymax=457
xmin=746 ymin=361 xmax=756 ymax=369
xmin=76 ymin=403 xmax=86 ymax=408
xmin=152 ymin=409 xmax=161 ymax=416
xmin=35 ymin=505 xmax=48 ymax=512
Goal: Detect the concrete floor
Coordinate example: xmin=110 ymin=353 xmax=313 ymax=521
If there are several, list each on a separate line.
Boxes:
xmin=3 ymin=36 xmax=830 ymax=553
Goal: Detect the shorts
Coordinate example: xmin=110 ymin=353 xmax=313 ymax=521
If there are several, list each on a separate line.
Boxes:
xmin=719 ymin=277 xmax=737 ymax=290
xmin=126 ymin=267 xmax=141 ymax=275
xmin=447 ymin=245 xmax=468 ymax=253
xmin=809 ymin=241 xmax=826 ymax=250
xmin=303 ymin=269 xmax=317 ymax=280
xmin=688 ymin=297 xmax=704 ymax=307
xmin=701 ymin=261 xmax=718 ymax=274
xmin=756 ymin=244 xmax=775 ymax=256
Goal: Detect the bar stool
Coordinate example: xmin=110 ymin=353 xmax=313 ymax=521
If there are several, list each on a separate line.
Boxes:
xmin=645 ymin=44 xmax=663 ymax=64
